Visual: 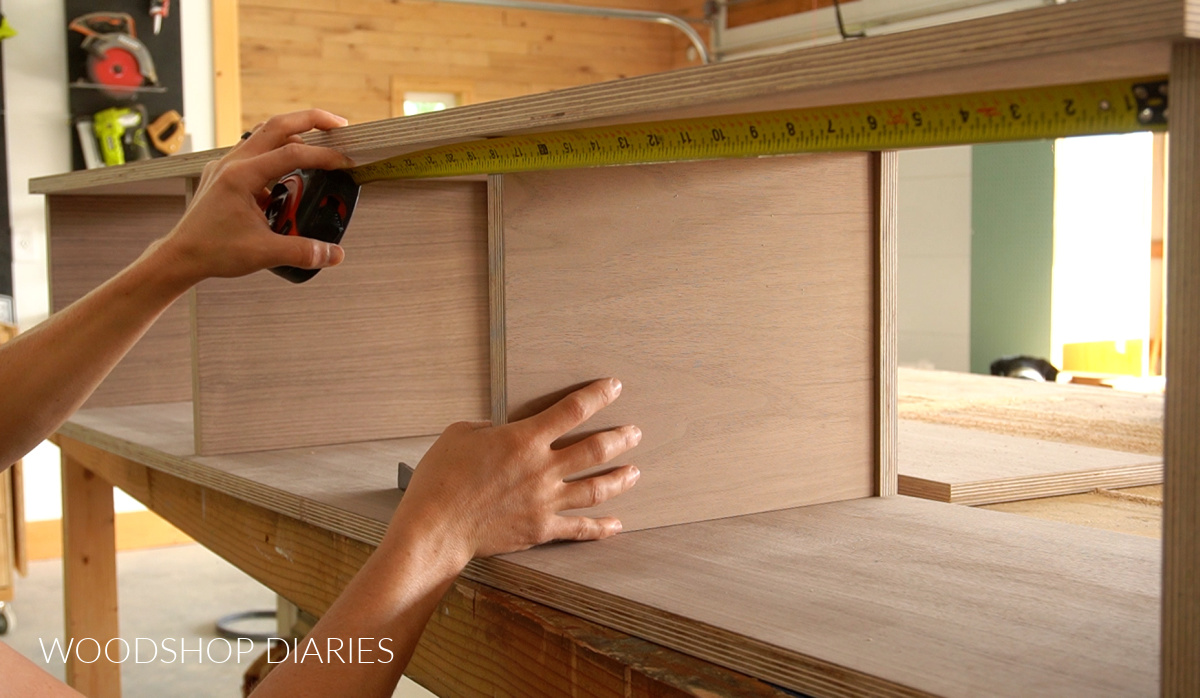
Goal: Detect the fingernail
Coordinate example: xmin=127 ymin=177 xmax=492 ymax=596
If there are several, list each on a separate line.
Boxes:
xmin=610 ymin=378 xmax=622 ymax=396
xmin=611 ymin=520 xmax=623 ymax=533
xmin=628 ymin=466 xmax=641 ymax=481
xmin=628 ymin=426 xmax=642 ymax=444
xmin=336 ymin=116 xmax=349 ymax=126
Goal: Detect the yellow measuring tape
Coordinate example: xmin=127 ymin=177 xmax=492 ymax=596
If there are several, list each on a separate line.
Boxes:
xmin=348 ymin=76 xmax=1169 ymax=184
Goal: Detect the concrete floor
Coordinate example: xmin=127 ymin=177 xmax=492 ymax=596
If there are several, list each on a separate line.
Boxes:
xmin=2 ymin=543 xmax=433 ymax=697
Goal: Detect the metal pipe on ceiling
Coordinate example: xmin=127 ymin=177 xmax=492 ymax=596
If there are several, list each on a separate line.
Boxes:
xmin=424 ymin=0 xmax=712 ymax=64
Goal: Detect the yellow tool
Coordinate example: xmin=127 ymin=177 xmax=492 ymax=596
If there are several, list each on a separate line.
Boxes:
xmin=147 ymin=110 xmax=186 ymax=155
xmin=348 ymin=76 xmax=1168 ymax=183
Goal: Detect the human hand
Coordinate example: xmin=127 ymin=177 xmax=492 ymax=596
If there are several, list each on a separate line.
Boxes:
xmin=393 ymin=378 xmax=641 ymax=564
xmin=146 ymin=109 xmax=355 ymax=288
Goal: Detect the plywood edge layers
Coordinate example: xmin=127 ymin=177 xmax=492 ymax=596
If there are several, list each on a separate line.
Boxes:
xmin=876 ymin=151 xmax=899 ymax=497
xmin=1163 ymin=39 xmax=1200 ymax=696
xmin=30 ymin=0 xmax=1186 ymax=196
xmin=489 ymin=174 xmax=507 ymax=425
xmin=898 ymin=463 xmax=1164 ymax=506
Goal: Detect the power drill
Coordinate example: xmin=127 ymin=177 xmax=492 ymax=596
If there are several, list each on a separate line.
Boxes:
xmin=93 ymin=106 xmax=151 ymax=167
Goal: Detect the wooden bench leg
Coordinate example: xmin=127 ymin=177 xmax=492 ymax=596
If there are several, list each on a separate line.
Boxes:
xmin=62 ymin=452 xmax=121 ymax=697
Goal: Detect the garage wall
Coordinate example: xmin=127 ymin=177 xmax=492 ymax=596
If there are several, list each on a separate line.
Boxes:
xmin=238 ymin=0 xmax=705 ymax=129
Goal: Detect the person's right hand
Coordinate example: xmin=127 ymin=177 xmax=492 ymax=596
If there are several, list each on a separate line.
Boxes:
xmin=145 ymin=109 xmax=355 ymax=289
xmin=392 ymin=378 xmax=641 ymax=566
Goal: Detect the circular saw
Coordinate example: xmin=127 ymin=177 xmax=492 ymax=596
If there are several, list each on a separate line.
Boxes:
xmin=69 ymin=12 xmax=158 ymax=99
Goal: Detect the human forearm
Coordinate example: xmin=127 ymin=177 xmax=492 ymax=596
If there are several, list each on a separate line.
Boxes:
xmin=252 ymin=509 xmax=471 ymax=697
xmin=0 ymin=110 xmax=351 ymax=471
xmin=0 ymin=240 xmax=191 ymax=468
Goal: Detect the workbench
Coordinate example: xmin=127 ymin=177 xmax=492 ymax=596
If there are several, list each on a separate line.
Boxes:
xmin=32 ymin=0 xmax=1199 ymax=695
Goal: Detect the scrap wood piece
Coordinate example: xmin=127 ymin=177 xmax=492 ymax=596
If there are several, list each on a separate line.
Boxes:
xmin=898 ymin=420 xmax=1162 ymax=506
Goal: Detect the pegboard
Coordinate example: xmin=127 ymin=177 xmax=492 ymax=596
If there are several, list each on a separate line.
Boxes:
xmin=64 ymin=0 xmax=183 ymax=170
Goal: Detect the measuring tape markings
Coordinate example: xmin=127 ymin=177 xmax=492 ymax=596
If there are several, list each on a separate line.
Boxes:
xmin=348 ymin=76 xmax=1169 ymax=184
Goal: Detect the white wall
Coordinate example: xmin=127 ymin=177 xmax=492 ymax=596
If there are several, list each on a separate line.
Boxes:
xmin=4 ymin=0 xmax=214 ymax=521
xmin=897 ymin=146 xmax=973 ymax=373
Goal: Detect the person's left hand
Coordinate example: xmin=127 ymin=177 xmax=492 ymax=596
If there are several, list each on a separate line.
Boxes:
xmin=147 ymin=109 xmax=355 ymax=287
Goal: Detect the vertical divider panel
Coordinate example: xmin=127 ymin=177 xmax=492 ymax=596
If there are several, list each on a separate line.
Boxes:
xmin=489 ymin=174 xmax=507 ymax=426
xmin=192 ymin=180 xmax=491 ymax=455
xmin=502 ymin=155 xmax=879 ymax=532
xmin=876 ymin=152 xmax=899 ymax=497
xmin=1163 ymin=39 xmax=1200 ymax=698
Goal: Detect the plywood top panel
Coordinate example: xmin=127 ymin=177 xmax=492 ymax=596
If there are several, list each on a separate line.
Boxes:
xmin=899 ymin=420 xmax=1162 ymax=505
xmin=192 ymin=180 xmax=489 ymax=455
xmin=501 ymin=155 xmax=877 ymax=531
xmin=898 ymin=368 xmax=1164 ymax=455
xmin=31 ymin=0 xmax=1190 ymax=195
xmin=47 ymin=195 xmax=191 ymax=408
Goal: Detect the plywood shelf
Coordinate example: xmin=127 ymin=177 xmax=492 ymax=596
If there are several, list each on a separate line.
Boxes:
xmin=28 ymin=0 xmax=1186 ymax=197
xmin=58 ymin=403 xmax=1160 ymax=698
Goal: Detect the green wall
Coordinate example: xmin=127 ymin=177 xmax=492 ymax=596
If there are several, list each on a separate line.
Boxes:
xmin=970 ymin=141 xmax=1055 ymax=374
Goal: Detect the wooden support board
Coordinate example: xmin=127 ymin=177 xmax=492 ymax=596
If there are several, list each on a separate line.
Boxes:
xmin=60 ymin=453 xmax=120 ymax=697
xmin=898 ymin=420 xmax=1163 ymax=505
xmin=1163 ymin=40 xmax=1200 ymax=697
xmin=47 ymin=195 xmax=191 ymax=408
xmin=495 ymin=155 xmax=882 ymax=531
xmin=57 ymin=405 xmax=1160 ymax=698
xmin=192 ymin=180 xmax=490 ymax=454
xmin=898 ymin=367 xmax=1163 ymax=455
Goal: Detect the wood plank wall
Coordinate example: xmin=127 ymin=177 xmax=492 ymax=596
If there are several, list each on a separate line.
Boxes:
xmin=725 ymin=0 xmax=852 ymax=30
xmin=238 ymin=0 xmax=707 ymax=129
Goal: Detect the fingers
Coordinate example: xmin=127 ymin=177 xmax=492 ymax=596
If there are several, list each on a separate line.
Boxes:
xmin=560 ymin=465 xmax=640 ymax=510
xmin=526 ymin=378 xmax=622 ymax=439
xmin=235 ymin=143 xmax=355 ymax=192
xmin=560 ymin=425 xmax=641 ymax=475
xmin=545 ymin=515 xmax=624 ymax=542
xmin=263 ymin=237 xmax=346 ymax=270
xmin=237 ymin=109 xmax=349 ymax=157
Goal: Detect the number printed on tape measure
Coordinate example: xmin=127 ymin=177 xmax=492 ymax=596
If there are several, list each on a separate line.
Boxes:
xmin=348 ymin=76 xmax=1169 ymax=184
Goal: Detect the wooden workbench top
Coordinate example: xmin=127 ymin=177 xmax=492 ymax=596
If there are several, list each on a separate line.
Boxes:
xmin=59 ymin=403 xmax=1160 ymax=697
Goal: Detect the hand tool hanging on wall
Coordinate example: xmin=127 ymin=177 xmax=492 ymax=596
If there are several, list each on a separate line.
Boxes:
xmin=147 ymin=109 xmax=185 ymax=155
xmin=69 ymin=12 xmax=159 ymax=99
xmin=261 ymin=75 xmax=1169 ymax=284
xmin=150 ymin=0 xmax=170 ymax=35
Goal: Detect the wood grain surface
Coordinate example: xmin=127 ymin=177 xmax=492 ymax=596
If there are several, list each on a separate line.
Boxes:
xmin=47 ymin=195 xmax=191 ymax=407
xmin=58 ymin=405 xmax=1162 ymax=697
xmin=192 ymin=180 xmax=490 ymax=455
xmin=898 ymin=420 xmax=1162 ymax=505
xmin=56 ymin=436 xmax=794 ymax=698
xmin=61 ymin=453 xmax=120 ymax=697
xmin=498 ymin=155 xmax=878 ymax=531
xmin=496 ymin=496 xmax=1160 ymax=698
xmin=898 ymin=367 xmax=1163 ymax=455
xmin=1163 ymin=39 xmax=1200 ymax=697
xmin=30 ymin=0 xmax=1186 ymax=196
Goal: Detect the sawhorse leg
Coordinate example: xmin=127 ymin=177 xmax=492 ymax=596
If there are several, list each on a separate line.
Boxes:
xmin=62 ymin=452 xmax=121 ymax=697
